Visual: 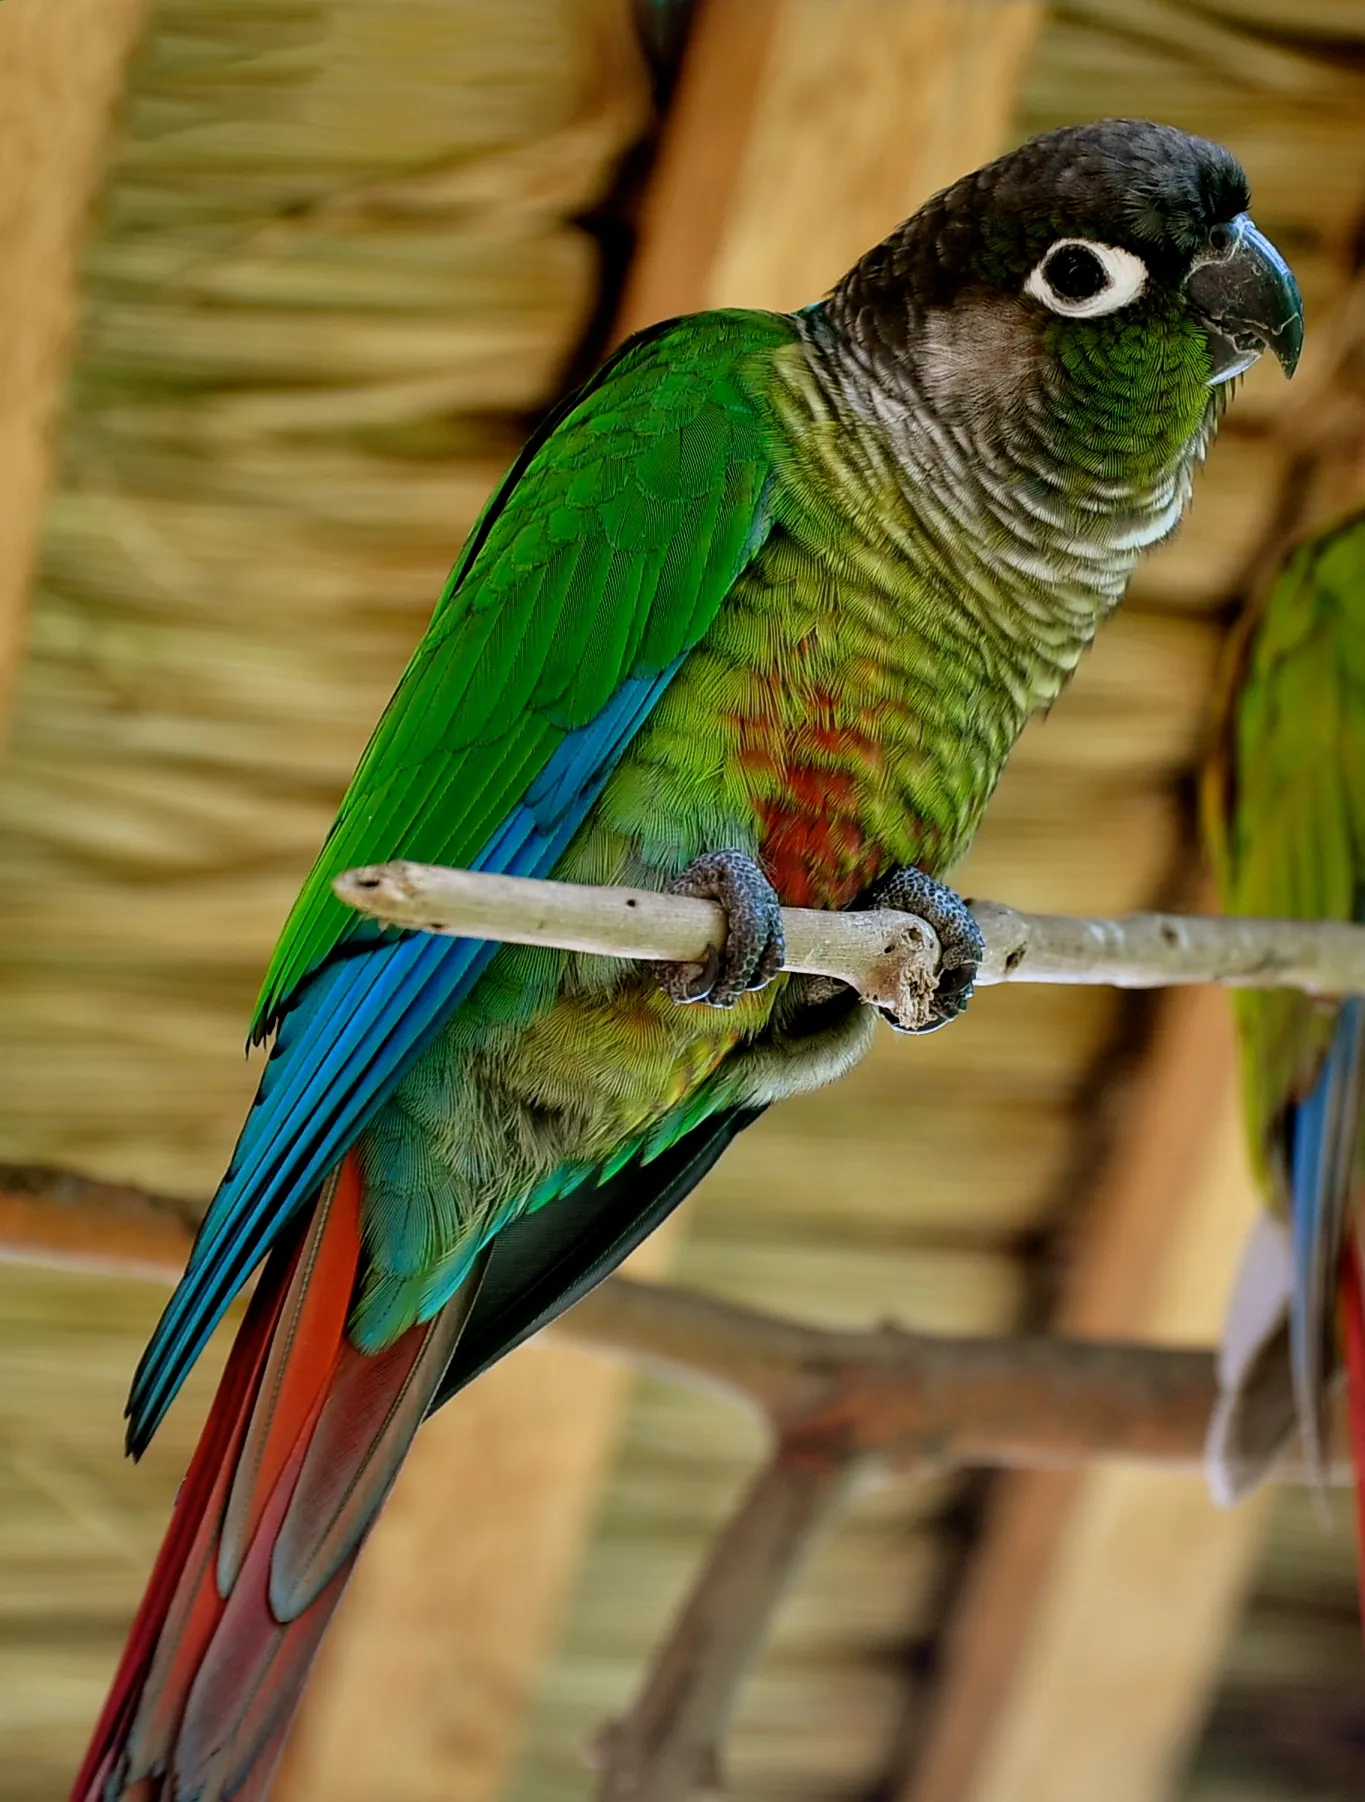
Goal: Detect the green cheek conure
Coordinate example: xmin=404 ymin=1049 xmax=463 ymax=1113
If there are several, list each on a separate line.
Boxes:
xmin=74 ymin=118 xmax=1301 ymax=1802
xmin=1206 ymin=511 xmax=1365 ymax=1578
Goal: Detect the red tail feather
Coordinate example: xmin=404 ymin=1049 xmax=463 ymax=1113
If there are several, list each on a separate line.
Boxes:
xmin=1341 ymin=1240 xmax=1365 ymax=1635
xmin=69 ymin=1225 xmax=296 ymax=1802
xmin=71 ymin=1155 xmax=471 ymax=1802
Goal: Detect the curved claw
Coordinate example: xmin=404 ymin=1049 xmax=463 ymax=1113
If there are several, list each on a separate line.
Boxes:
xmin=857 ymin=864 xmax=984 ymax=1033
xmin=657 ymin=848 xmax=784 ymax=1010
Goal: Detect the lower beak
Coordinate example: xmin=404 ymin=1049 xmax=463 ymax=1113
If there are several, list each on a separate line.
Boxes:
xmin=1187 ymin=215 xmax=1303 ymax=384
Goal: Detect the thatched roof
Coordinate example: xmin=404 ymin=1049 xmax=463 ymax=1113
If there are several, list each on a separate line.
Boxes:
xmin=1 ymin=4 xmax=1364 ymax=1802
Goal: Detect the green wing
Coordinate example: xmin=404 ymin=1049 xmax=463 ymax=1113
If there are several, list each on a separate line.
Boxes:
xmin=1207 ymin=509 xmax=1365 ymax=1191
xmin=253 ymin=309 xmax=796 ymax=1038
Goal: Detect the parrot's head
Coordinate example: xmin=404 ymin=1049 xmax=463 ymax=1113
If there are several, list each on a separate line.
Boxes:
xmin=830 ymin=117 xmax=1302 ymax=485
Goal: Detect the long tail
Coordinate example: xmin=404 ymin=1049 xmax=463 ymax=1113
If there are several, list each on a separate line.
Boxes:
xmin=72 ymin=1156 xmax=477 ymax=1802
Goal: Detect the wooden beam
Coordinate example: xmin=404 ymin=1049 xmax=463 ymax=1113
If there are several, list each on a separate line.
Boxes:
xmin=613 ymin=0 xmax=783 ymax=336
xmin=904 ymin=984 xmax=1271 ymax=1802
xmin=618 ymin=0 xmax=1041 ymax=332
xmin=0 ymin=0 xmax=148 ymax=720
xmin=516 ymin=9 xmax=1043 ymax=1798
xmin=706 ymin=0 xmax=1041 ymax=312
xmin=276 ymin=1340 xmax=643 ymax=1802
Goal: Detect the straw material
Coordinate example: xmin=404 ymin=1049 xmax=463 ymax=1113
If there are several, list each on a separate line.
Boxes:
xmin=4 ymin=3 xmax=1365 ymax=1800
xmin=0 ymin=0 xmax=648 ymax=1198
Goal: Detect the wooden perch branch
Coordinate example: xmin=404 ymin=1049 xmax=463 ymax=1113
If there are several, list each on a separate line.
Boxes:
xmin=335 ymin=861 xmax=1365 ymax=1033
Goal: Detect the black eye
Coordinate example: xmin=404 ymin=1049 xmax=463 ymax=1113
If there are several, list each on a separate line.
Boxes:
xmin=1208 ymin=222 xmax=1235 ymax=256
xmin=1043 ymin=243 xmax=1108 ymax=302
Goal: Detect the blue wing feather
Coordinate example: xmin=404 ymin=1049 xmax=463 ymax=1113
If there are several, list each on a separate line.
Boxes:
xmin=1288 ymin=994 xmax=1365 ymax=1477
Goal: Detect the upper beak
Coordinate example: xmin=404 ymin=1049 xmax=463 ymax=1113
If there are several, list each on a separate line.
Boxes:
xmin=1187 ymin=215 xmax=1303 ymax=384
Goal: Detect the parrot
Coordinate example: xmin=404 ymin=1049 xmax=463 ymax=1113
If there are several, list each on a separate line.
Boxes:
xmin=1204 ymin=510 xmax=1365 ymax=1575
xmin=72 ymin=118 xmax=1301 ymax=1802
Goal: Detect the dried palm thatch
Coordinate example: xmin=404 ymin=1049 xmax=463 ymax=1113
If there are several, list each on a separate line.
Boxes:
xmin=5 ymin=5 xmax=1365 ymax=1802
xmin=0 ymin=0 xmax=649 ymax=1199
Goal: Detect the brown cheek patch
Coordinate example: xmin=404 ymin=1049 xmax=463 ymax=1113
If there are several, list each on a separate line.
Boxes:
xmin=915 ymin=289 xmax=1045 ymax=425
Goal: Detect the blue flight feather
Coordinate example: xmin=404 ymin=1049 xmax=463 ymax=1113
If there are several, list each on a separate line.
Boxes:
xmin=1289 ymin=994 xmax=1365 ymax=1478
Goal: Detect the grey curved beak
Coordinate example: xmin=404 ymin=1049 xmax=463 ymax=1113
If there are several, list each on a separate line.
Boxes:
xmin=1187 ymin=215 xmax=1303 ymax=384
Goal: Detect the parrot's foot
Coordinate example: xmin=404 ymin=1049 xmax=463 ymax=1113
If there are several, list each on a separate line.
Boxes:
xmin=658 ymin=849 xmax=785 ymax=1009
xmin=857 ymin=865 xmax=985 ymax=1033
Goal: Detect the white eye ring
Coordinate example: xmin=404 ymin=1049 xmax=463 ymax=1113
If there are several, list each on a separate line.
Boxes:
xmin=1025 ymin=238 xmax=1148 ymax=319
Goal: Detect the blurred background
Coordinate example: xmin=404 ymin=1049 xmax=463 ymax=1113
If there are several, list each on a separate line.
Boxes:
xmin=2 ymin=2 xmax=1365 ymax=1799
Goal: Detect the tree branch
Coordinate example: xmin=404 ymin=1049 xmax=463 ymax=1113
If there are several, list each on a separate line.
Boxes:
xmin=0 ymin=1162 xmax=1324 ymax=1481
xmin=594 ymin=1446 xmax=855 ymax=1802
xmin=0 ymin=1162 xmax=197 ymax=1283
xmin=335 ymin=861 xmax=1365 ymax=1033
xmin=563 ymin=1278 xmax=1229 ymax=1473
